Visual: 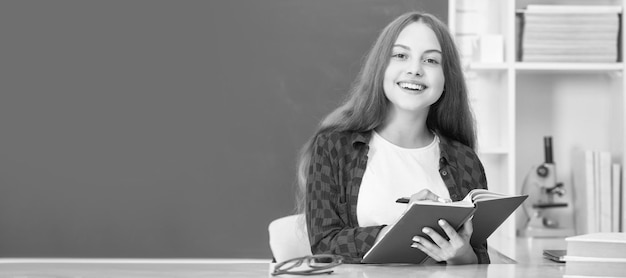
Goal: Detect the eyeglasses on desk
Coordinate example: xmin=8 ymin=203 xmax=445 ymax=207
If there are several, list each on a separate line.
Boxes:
xmin=271 ymin=254 xmax=344 ymax=276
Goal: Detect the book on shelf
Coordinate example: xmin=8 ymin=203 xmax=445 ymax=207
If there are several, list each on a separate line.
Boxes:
xmin=616 ymin=164 xmax=624 ymax=232
xmin=361 ymin=189 xmax=527 ymax=264
xmin=572 ymin=150 xmax=623 ymax=234
xmin=524 ymin=21 xmax=620 ymax=31
xmin=593 ymin=151 xmax=602 ymax=232
xmin=598 ymin=152 xmax=612 ymax=232
xmin=563 ymin=233 xmax=626 ymax=278
xmin=521 ymin=4 xmax=620 ymax=63
xmin=524 ymin=13 xmax=620 ymax=23
xmin=523 ymin=31 xmax=618 ymax=40
xmin=525 ymin=4 xmax=622 ymax=14
xmin=522 ymin=55 xmax=617 ymax=63
xmin=523 ymin=46 xmax=617 ymax=55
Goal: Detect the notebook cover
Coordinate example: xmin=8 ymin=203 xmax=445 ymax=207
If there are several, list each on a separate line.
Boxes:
xmin=361 ymin=203 xmax=475 ymax=264
xmin=469 ymin=195 xmax=528 ymax=246
xmin=362 ymin=194 xmax=527 ymax=264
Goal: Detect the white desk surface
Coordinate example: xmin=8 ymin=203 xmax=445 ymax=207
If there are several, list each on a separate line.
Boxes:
xmin=0 ymin=237 xmax=567 ymax=278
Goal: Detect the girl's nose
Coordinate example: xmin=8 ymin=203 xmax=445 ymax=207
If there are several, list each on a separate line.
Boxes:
xmin=406 ymin=61 xmax=423 ymax=76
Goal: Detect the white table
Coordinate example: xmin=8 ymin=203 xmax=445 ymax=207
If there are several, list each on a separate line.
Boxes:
xmin=0 ymin=238 xmax=567 ymax=277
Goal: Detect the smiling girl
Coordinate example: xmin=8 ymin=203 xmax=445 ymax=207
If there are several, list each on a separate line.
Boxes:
xmin=295 ymin=11 xmax=489 ymax=264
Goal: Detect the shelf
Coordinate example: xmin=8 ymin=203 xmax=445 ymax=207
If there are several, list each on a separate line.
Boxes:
xmin=452 ymin=0 xmax=626 ymax=251
xmin=468 ymin=63 xmax=509 ymax=71
xmin=514 ymin=62 xmax=623 ymax=72
xmin=466 ymin=63 xmax=624 ymax=72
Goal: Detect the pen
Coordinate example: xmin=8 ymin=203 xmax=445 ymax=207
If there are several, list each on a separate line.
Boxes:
xmin=396 ymin=197 xmax=410 ymax=203
xmin=395 ymin=197 xmax=451 ymax=204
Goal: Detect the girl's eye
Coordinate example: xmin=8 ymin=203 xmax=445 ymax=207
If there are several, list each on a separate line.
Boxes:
xmin=424 ymin=58 xmax=440 ymax=64
xmin=392 ymin=53 xmax=407 ymax=59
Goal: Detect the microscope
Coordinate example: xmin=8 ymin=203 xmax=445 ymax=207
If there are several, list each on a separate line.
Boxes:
xmin=519 ymin=136 xmax=575 ymax=237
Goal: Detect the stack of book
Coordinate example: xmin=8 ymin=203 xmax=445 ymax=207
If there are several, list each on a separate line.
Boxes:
xmin=572 ymin=150 xmax=623 ymax=234
xmin=521 ymin=5 xmax=621 ymax=63
xmin=564 ymin=233 xmax=626 ymax=277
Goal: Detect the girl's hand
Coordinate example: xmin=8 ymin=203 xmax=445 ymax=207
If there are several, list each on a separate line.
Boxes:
xmin=408 ymin=189 xmax=451 ymax=204
xmin=410 ymin=219 xmax=478 ymax=265
xmin=376 ymin=188 xmax=442 ymax=243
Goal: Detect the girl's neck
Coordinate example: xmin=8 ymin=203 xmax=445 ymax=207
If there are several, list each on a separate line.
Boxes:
xmin=375 ymin=108 xmax=433 ymax=148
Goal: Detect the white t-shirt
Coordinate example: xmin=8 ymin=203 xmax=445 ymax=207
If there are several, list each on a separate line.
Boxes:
xmin=356 ymin=131 xmax=450 ymax=227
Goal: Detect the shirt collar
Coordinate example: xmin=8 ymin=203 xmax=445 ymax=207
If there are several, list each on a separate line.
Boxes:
xmin=350 ymin=129 xmax=458 ymax=167
xmin=437 ymin=134 xmax=456 ymax=168
xmin=351 ymin=130 xmax=454 ymax=163
xmin=350 ymin=131 xmax=371 ymax=149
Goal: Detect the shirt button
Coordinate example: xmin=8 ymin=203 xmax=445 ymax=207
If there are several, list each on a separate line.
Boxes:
xmin=440 ymin=170 xmax=448 ymax=176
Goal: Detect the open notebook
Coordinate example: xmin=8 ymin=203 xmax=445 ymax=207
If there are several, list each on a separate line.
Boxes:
xmin=361 ymin=189 xmax=527 ymax=264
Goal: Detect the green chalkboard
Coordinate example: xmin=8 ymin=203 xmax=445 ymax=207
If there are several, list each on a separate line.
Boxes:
xmin=0 ymin=0 xmax=447 ymax=258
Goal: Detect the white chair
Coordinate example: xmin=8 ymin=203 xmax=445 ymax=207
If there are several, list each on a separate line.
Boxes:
xmin=268 ymin=214 xmax=312 ymax=262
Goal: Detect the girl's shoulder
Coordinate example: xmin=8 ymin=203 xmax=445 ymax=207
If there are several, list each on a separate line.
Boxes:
xmin=314 ymin=129 xmax=372 ymax=151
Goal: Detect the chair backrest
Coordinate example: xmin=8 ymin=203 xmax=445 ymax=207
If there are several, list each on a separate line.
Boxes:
xmin=268 ymin=214 xmax=312 ymax=262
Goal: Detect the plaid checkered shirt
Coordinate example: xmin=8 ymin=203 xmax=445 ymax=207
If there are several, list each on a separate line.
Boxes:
xmin=305 ymin=130 xmax=490 ymax=264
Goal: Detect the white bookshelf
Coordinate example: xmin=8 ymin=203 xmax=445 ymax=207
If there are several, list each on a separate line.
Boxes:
xmin=468 ymin=63 xmax=509 ymax=71
xmin=450 ymin=0 xmax=626 ymax=260
xmin=514 ymin=62 xmax=624 ymax=71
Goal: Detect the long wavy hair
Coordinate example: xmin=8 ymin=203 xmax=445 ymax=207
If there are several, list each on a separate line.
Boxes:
xmin=295 ymin=11 xmax=475 ymax=214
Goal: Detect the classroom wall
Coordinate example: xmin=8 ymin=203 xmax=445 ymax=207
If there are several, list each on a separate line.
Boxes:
xmin=0 ymin=0 xmax=447 ymax=258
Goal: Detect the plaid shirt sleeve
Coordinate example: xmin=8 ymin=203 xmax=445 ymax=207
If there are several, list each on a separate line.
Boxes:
xmin=305 ymin=133 xmax=383 ymax=263
xmin=474 ymin=241 xmax=490 ymax=264
xmin=461 ymin=146 xmax=490 ymax=264
xmin=441 ymin=138 xmax=490 ymax=264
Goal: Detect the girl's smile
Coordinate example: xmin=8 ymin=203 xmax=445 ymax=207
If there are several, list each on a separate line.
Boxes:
xmin=397 ymin=80 xmax=428 ymax=93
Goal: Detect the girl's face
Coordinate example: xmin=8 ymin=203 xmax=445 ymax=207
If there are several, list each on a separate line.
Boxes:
xmin=382 ymin=22 xmax=445 ymax=116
